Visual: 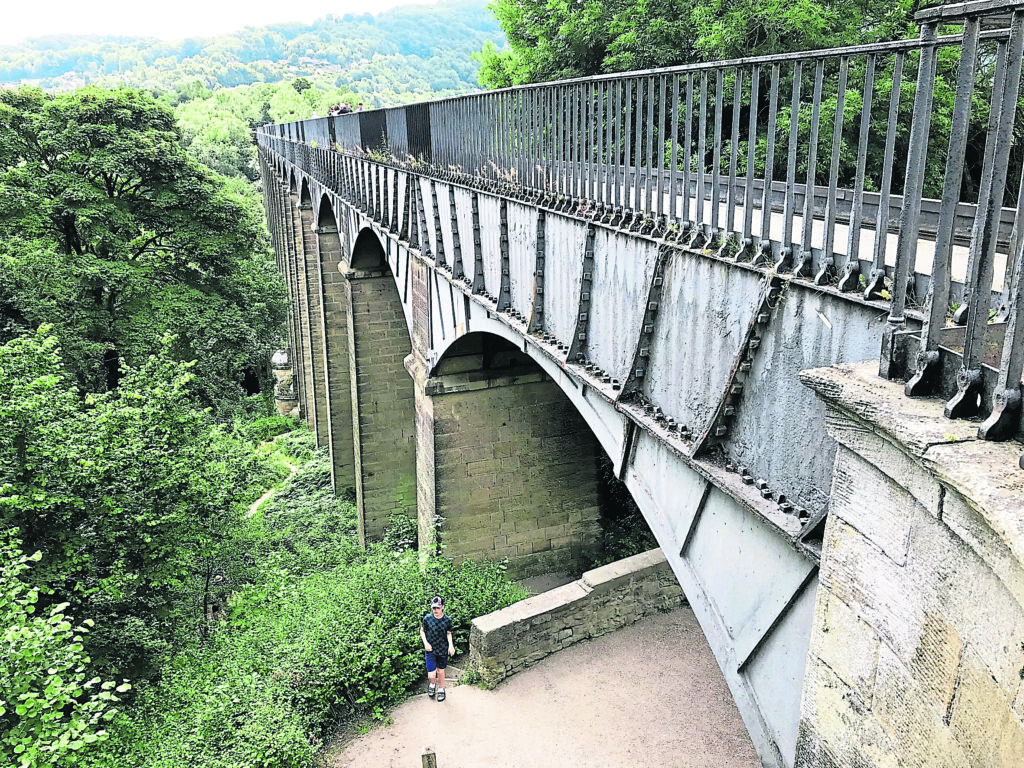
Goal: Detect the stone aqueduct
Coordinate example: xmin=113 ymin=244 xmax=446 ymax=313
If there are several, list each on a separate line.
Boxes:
xmin=258 ymin=3 xmax=1024 ymax=766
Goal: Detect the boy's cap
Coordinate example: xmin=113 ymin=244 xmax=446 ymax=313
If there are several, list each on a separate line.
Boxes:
xmin=430 ymin=596 xmax=444 ymax=608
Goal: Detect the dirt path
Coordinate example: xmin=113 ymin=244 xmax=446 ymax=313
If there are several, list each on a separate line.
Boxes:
xmin=247 ymin=457 xmax=298 ymax=518
xmin=328 ymin=606 xmax=759 ymax=768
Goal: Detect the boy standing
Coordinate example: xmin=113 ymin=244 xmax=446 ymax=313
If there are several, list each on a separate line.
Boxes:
xmin=420 ymin=595 xmax=455 ymax=702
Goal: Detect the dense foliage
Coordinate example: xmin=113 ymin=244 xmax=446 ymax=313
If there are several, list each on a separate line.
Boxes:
xmin=91 ymin=449 xmax=526 ymax=768
xmin=475 ymin=0 xmax=917 ymax=86
xmin=173 ymin=79 xmax=363 ymax=184
xmin=0 ymin=0 xmax=501 ymax=103
xmin=0 ymin=86 xmax=288 ymax=410
xmin=1 ymin=333 xmax=527 ymax=768
xmin=1 ymin=537 xmax=128 ymax=768
xmin=0 ymin=331 xmax=281 ymax=677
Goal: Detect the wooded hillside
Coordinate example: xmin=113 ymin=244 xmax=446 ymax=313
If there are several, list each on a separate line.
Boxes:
xmin=0 ymin=0 xmax=503 ymax=104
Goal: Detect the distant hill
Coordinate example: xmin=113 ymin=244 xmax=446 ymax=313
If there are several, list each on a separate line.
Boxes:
xmin=0 ymin=0 xmax=504 ymax=102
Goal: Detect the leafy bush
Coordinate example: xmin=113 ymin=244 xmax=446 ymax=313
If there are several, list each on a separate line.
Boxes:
xmin=236 ymin=415 xmax=298 ymax=444
xmin=1 ymin=534 xmax=129 ymax=768
xmin=584 ymin=455 xmax=658 ymax=571
xmin=274 ymin=429 xmax=317 ymax=463
xmin=88 ymin=448 xmax=526 ymax=768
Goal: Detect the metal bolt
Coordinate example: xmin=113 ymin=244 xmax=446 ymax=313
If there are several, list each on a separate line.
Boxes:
xmin=611 ymin=379 xmax=621 ymax=390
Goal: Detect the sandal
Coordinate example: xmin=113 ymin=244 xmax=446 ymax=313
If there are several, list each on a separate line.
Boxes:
xmin=436 ymin=688 xmax=446 ymax=702
xmin=427 ymin=683 xmax=436 ymax=698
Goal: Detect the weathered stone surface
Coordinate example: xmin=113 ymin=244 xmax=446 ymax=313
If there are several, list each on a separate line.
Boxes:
xmin=813 ymin=593 xmax=879 ymax=701
xmin=427 ymin=365 xmax=602 ymax=578
xmin=799 ymin=362 xmax=978 ymax=457
xmin=799 ymin=362 xmax=1024 ymax=768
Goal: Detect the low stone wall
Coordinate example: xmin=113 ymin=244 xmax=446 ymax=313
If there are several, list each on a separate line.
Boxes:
xmin=468 ymin=548 xmax=685 ymax=687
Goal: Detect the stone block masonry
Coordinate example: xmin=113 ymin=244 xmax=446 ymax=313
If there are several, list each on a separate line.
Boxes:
xmin=469 ymin=548 xmax=685 ymax=687
xmin=289 ymin=195 xmax=319 ymax=437
xmin=346 ymin=269 xmax=416 ymax=543
xmin=426 ymin=369 xmax=603 ymax=579
xmin=300 ymin=202 xmax=329 ymax=447
xmin=798 ymin=362 xmax=1024 ymax=768
xmin=314 ymin=222 xmax=356 ymax=495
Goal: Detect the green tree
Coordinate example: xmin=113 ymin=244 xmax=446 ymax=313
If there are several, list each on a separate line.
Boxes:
xmin=476 ymin=0 xmax=917 ymax=86
xmin=0 ymin=330 xmax=273 ymax=674
xmin=0 ymin=86 xmax=287 ymax=411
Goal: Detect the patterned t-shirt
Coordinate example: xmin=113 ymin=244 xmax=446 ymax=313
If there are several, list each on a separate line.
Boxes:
xmin=422 ymin=613 xmax=453 ymax=655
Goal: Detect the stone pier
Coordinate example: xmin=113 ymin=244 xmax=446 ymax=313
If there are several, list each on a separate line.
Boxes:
xmin=798 ymin=362 xmax=1024 ymax=768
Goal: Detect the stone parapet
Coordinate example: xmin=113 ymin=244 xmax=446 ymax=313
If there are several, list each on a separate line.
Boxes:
xmin=797 ymin=361 xmax=1024 ymax=768
xmin=468 ymin=548 xmax=685 ymax=688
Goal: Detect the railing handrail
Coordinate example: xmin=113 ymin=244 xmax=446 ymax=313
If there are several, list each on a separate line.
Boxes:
xmin=255 ymin=29 xmax=1010 ymax=123
xmin=258 ymin=0 xmax=1024 ymax=467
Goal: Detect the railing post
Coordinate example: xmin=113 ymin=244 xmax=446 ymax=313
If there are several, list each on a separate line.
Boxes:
xmin=946 ymin=9 xmax=1024 ymax=420
xmin=879 ymin=21 xmax=938 ymax=381
xmin=905 ymin=16 xmax=981 ymax=397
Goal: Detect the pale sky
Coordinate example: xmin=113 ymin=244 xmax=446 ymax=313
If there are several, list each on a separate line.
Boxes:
xmin=1 ymin=0 xmax=443 ymax=47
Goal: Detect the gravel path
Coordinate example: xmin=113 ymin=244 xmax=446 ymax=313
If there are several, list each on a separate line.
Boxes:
xmin=328 ymin=606 xmax=759 ymax=768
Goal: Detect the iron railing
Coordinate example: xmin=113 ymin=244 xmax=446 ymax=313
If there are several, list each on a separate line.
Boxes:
xmin=258 ymin=0 xmax=1024 ymax=467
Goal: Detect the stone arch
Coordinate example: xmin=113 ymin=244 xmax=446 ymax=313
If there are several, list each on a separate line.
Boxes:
xmin=419 ymin=331 xmax=605 ymax=578
xmin=351 ymin=226 xmax=388 ymax=271
xmin=316 ymin=192 xmax=335 ymax=230
xmin=428 ymin=314 xmax=625 ymax=468
xmin=291 ymin=173 xmax=327 ymax=444
xmin=283 ymin=168 xmax=316 ymax=432
xmin=313 ymin=190 xmax=345 ymax=241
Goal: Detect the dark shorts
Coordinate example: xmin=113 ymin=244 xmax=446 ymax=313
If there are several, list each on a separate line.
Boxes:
xmin=424 ymin=651 xmax=448 ymax=672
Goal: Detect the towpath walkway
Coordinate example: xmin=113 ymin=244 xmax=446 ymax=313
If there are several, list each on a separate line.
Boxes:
xmin=328 ymin=606 xmax=759 ymax=768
